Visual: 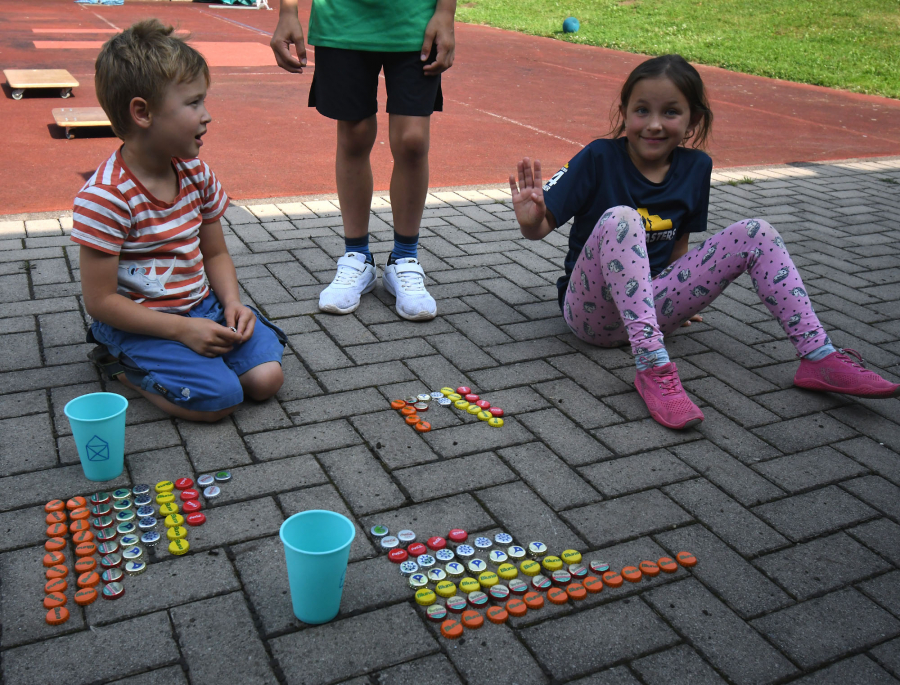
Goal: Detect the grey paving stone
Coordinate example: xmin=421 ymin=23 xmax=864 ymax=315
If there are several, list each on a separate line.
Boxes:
xmin=318 ymin=360 xmax=417 ymax=393
xmin=836 ymin=436 xmax=900 ymax=486
xmin=646 ymin=579 xmax=798 ymax=685
xmin=756 ymin=532 xmax=890 ymax=601
xmin=830 ymin=406 xmax=900 ymax=453
xmin=421 ymin=416 xmax=533 ymax=458
xmin=631 ymin=644 xmax=727 ymax=685
xmin=664 ymin=479 xmax=788 ymax=556
xmin=425 ymin=331 xmax=496 ymax=371
xmin=843 ymin=476 xmax=900 ymax=521
xmin=752 ymin=588 xmax=900 ymax=670
xmin=754 ymin=485 xmax=879 ymax=542
xmin=686 ymin=377 xmax=779 ymax=428
xmin=752 ymin=413 xmax=858 ymax=453
xmin=848 ymin=518 xmax=900 ymax=566
xmin=1 ymin=611 xmax=178 ymax=685
xmin=359 ymin=493 xmax=493 ymax=542
xmin=691 ymin=352 xmax=778 ymax=394
xmin=518 ymin=408 xmax=612 ymax=465
xmin=393 ymin=452 xmax=515 ymax=502
xmin=374 ymin=654 xmax=463 ymax=685
xmin=871 ymin=637 xmax=900 ymax=679
xmin=122 ymin=420 xmax=181 ymax=455
xmin=860 ymin=570 xmax=900 ymax=619
xmin=445 ymin=311 xmax=513 ymax=345
xmin=499 ymin=442 xmax=600 ymax=509
xmin=343 ymin=337 xmax=435 ymax=365
xmin=563 ymin=489 xmax=693 ymax=548
xmin=181 ymin=497 xmax=283 ymax=552
xmin=0 ymin=504 xmax=46 ymax=552
xmin=0 ymin=412 xmax=56 ymax=476
xmin=693 ymin=407 xmax=783 ymax=464
xmin=670 ymin=441 xmax=784 ymax=506
xmin=0 ymin=462 xmax=130 ymax=512
xmin=549 ymin=353 xmax=632 ymax=397
xmin=404 ymin=353 xmax=473 ymax=392
xmin=476 ymin=385 xmax=551 ymax=414
xmin=467 ymin=359 xmax=561 ymax=391
xmin=0 ymin=389 xmax=46 ymax=419
xmin=655 ymin=524 xmax=793 ymax=619
xmin=351 ymin=410 xmax=440 ymax=468
xmin=285 ymin=387 xmax=386 ymax=426
xmin=751 ymin=445 xmax=869 ymax=493
xmin=478 ymin=480 xmax=584 ymax=550
xmin=519 ymin=598 xmax=679 ymax=680
xmin=275 ymin=353 xmax=324 ymax=401
xmin=85 ymin=551 xmax=241 ymax=624
xmin=215 ymin=454 xmax=329 ymax=503
xmin=0 ymin=332 xmax=42 ymax=372
xmin=568 ymin=667 xmax=642 ymax=685
xmin=126 ymin=445 xmax=193 ymax=487
xmin=171 ymin=592 xmax=277 ymax=685
xmin=107 ymin=666 xmax=189 ymax=685
xmin=533 ymin=377 xmax=624 ymax=429
xmin=278 ymin=484 xmax=372 ymax=551
xmin=319 ymin=444 xmax=407 ymax=514
xmin=579 ymin=449 xmax=696 ymax=497
xmin=594 ymin=417 xmax=702 ymax=457
xmin=231 ymin=397 xmax=293 ymax=433
xmin=271 ymin=603 xmax=439 ymax=685
xmin=462 ymin=292 xmax=528 ymax=325
xmin=790 ymin=655 xmax=900 ymax=685
xmin=244 ymin=419 xmax=361 ymax=459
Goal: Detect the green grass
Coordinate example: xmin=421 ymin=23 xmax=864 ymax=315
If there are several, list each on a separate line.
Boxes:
xmin=456 ymin=0 xmax=900 ymax=99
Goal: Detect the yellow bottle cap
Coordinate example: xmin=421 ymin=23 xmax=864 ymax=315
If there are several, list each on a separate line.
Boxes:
xmin=447 ymin=393 xmax=462 ymax=401
xmin=154 ymin=481 xmax=175 ymax=493
xmin=415 ymin=588 xmax=436 ymax=606
xmin=435 ymin=580 xmax=457 ymax=598
xmin=454 ymin=400 xmax=470 ymax=410
xmin=159 ymin=502 xmax=180 ymax=516
xmin=166 ymin=526 xmax=188 ymax=540
xmin=169 ymin=538 xmax=190 ymax=556
xmin=488 ymin=417 xmax=504 ymax=427
xmin=478 ymin=571 xmax=499 ymax=588
xmin=477 ymin=410 xmax=492 ymax=421
xmin=164 ymin=514 xmax=185 ymax=528
xmin=155 ymin=492 xmax=175 ymax=505
xmin=459 ymin=577 xmax=480 ymax=594
xmin=542 ymin=556 xmax=564 ymax=572
xmin=561 ymin=549 xmax=583 ymax=564
xmin=497 ymin=563 xmax=518 ymax=580
xmin=520 ymin=560 xmax=541 ymax=576
xmin=466 ymin=405 xmax=481 ymax=415
xmin=440 ymin=387 xmax=455 ymax=396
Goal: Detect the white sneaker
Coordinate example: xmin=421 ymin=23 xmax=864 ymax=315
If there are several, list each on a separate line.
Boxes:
xmin=318 ymin=252 xmax=376 ymax=314
xmin=382 ymin=257 xmax=437 ymax=321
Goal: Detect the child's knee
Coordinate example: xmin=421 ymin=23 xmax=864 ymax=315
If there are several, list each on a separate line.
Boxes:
xmin=595 ymin=206 xmax=641 ymax=230
xmin=241 ymin=362 xmax=284 ymax=401
xmin=192 ymin=406 xmax=238 ymax=423
xmin=727 ymin=218 xmax=780 ymax=245
xmin=337 ymin=118 xmax=377 ymax=157
xmin=391 ymin=127 xmax=429 ymax=160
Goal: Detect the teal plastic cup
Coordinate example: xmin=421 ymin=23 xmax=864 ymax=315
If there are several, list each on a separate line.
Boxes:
xmin=280 ymin=510 xmax=356 ymax=624
xmin=64 ymin=392 xmax=128 ymax=482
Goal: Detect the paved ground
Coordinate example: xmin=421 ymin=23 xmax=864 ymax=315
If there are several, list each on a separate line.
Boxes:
xmin=1 ymin=158 xmax=900 ymax=685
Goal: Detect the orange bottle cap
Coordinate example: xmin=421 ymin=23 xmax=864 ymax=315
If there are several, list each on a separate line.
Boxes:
xmin=639 ymin=561 xmax=660 ymax=577
xmin=506 ymin=598 xmax=528 ymax=617
xmin=461 ymin=609 xmax=484 ymax=629
xmin=486 ymin=606 xmax=508 ymax=624
xmin=46 ymin=523 xmax=68 ymax=538
xmin=441 ymin=618 xmax=464 ymax=639
xmin=74 ymin=557 xmax=97 ymax=573
xmin=45 ymin=606 xmax=70 ymax=625
xmin=45 ymin=564 xmax=68 ymax=579
xmin=414 ymin=421 xmax=432 ymax=432
xmin=44 ymin=537 xmax=66 ymax=552
xmin=658 ymin=557 xmax=678 ymax=573
xmin=523 ymin=592 xmax=545 ymax=610
xmin=43 ymin=592 xmax=67 ymax=609
xmin=69 ymin=520 xmax=90 ymax=533
xmin=547 ymin=587 xmax=568 ymax=605
xmin=75 ymin=541 xmax=97 ymax=557
xmin=677 ymin=551 xmax=697 ymax=567
xmin=405 ymin=414 xmax=421 ymax=425
xmin=77 ymin=571 xmax=100 ymax=588
xmin=391 ymin=400 xmax=407 ymax=410
xmin=602 ymin=571 xmax=623 ymax=588
xmin=400 ymin=406 xmax=416 ymax=417
xmin=66 ymin=497 xmax=87 ymax=511
xmin=72 ymin=530 xmax=94 ymax=544
xmin=45 ymin=499 xmax=65 ymax=513
xmin=74 ymin=587 xmax=98 ymax=606
xmin=45 ymin=578 xmax=68 ymax=594
xmin=583 ymin=576 xmax=603 ymax=593
xmin=69 ymin=507 xmax=90 ymax=521
xmin=566 ymin=583 xmax=587 ymax=600
xmin=622 ymin=566 xmax=642 ymax=583
xmin=43 ymin=551 xmax=66 ymax=568
xmin=46 ymin=511 xmax=67 ymax=525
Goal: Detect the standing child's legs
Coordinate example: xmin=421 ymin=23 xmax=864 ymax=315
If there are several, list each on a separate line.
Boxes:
xmin=335 ymin=117 xmax=378 ymax=248
xmin=388 ymin=114 xmax=430 ymax=251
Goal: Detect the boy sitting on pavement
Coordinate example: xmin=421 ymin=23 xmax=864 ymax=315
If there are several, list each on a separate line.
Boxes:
xmin=72 ymin=19 xmax=286 ymax=423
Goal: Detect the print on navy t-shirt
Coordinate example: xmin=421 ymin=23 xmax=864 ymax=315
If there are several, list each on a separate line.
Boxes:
xmin=543 ymin=137 xmax=713 ymax=311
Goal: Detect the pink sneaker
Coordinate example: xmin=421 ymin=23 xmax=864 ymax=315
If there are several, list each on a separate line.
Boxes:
xmin=794 ymin=348 xmax=900 ymax=398
xmin=635 ymin=362 xmax=704 ymax=430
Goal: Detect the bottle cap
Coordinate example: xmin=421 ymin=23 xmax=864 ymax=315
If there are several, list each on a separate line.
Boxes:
xmin=91 ymin=515 xmax=114 ymax=530
xmin=138 ymin=517 xmax=158 ymax=531
xmin=520 ymin=560 xmax=541 ymax=576
xmin=405 ymin=415 xmax=421 ymax=426
xmin=456 ymin=387 xmax=471 ymax=395
xmin=182 ymin=500 xmax=202 ymax=513
xmin=489 ymin=550 xmax=509 ymax=565
xmin=435 ymin=549 xmax=455 ymax=562
xmin=388 ymin=548 xmax=409 ymax=564
xmin=547 ymin=587 xmax=568 ymax=605
xmin=131 ymin=484 xmax=150 ymax=497
xmin=166 ymin=526 xmax=188 ymax=541
xmin=458 ymin=577 xmax=480 ymax=594
xmin=602 ymin=571 xmax=623 ymax=588
xmin=45 ymin=606 xmax=70 ymax=625
xmin=506 ymin=598 xmax=527 ymax=617
xmin=91 ymin=491 xmax=112 ymax=504
xmin=430 ymin=391 xmax=444 ymax=400
xmin=408 ymin=573 xmax=428 ymax=590
xmin=531 ymin=575 xmax=551 ymax=591
xmin=466 ymin=405 xmax=481 ymax=415
xmin=446 ymin=393 xmax=462 ymax=402
xmin=440 ymin=387 xmax=455 ymax=396
xmin=639 ymin=561 xmax=660 ymax=577
xmin=427 ymin=536 xmax=447 ymax=551
xmin=407 ymin=542 xmax=427 ymax=556
xmin=444 ymin=561 xmax=465 ymax=577
xmin=464 ymin=394 xmax=479 ymax=403
xmin=478 ymin=571 xmax=499 ymax=588
xmin=70 ymin=507 xmax=90 ymax=521
xmin=497 ymin=563 xmax=518 ymax=580
xmin=391 ymin=399 xmax=406 ymax=410
xmin=380 ymin=536 xmax=399 ymax=551
xmin=414 ymin=402 xmax=429 ymax=412
xmin=416 ymin=420 xmax=432 ymax=432
xmin=45 ymin=578 xmax=68 ymax=594
xmin=112 ymin=488 xmax=131 ymax=500
xmin=134 ymin=495 xmax=153 ymax=508
xmin=90 ymin=504 xmax=111 ymax=517
xmin=74 ymin=587 xmax=98 ymax=606
xmin=415 ymin=588 xmax=436 ymax=606
xmin=74 ymin=557 xmax=96 ymax=573
xmin=435 ymin=580 xmax=456 ymax=597
xmin=508 ymin=578 xmax=528 ymax=595
xmin=74 ymin=542 xmax=97 ymax=558
xmin=426 ymin=604 xmax=447 ymax=622
xmin=487 ymin=417 xmax=504 ymax=427
xmin=116 ymin=522 xmax=137 ymax=536
xmin=66 ymin=496 xmax=87 ymax=511
xmin=45 ymin=511 xmax=67 ymax=525
xmin=417 ymin=554 xmax=436 ymax=569
xmin=125 ymin=560 xmax=148 ymax=576
xmin=507 ymin=545 xmax=527 ymax=560
xmin=43 ymin=551 xmax=66 ymax=567
xmin=473 ymin=537 xmax=492 ymax=552
xmin=658 ymin=557 xmax=678 ymax=573
xmin=115 ymin=511 xmax=136 ymax=524
xmin=45 ymin=499 xmax=65 ymax=513
xmin=72 ymin=530 xmax=94 ymax=544
xmin=489 ymin=407 xmax=504 ymax=418
xmin=527 ymin=541 xmax=547 ymax=558
xmin=446 ymin=596 xmax=467 ymax=614
xmin=437 ymin=398 xmax=452 ymax=406
xmin=164 ymin=514 xmax=185 ymax=528
xmin=467 ymin=558 xmax=487 ymax=575
xmin=568 ymin=564 xmax=588 ymax=579
xmin=120 ymin=534 xmax=140 ymax=547
xmin=154 ymin=481 xmax=175 ymax=494
xmin=44 ymin=592 xmax=67 ymax=609
xmin=401 ymin=406 xmax=416 ymax=417
xmin=44 ymin=523 xmax=67 ymax=540
xmin=399 ymin=561 xmax=419 ymax=577
xmin=416 ymin=393 xmax=431 ymax=403
xmin=101 ymin=568 xmax=124 ymax=583
xmin=141 ymin=531 xmax=161 ymax=547
xmin=159 ymin=503 xmax=180 ymax=516
xmin=77 ymin=570 xmax=101 ymax=588
xmin=122 ymin=546 xmax=143 ymax=561
xmin=455 ymin=545 xmax=475 ymax=559
xmin=677 ymin=551 xmax=697 ymax=567
xmin=404 ymin=396 xmax=418 ymax=405
xmin=46 ymin=564 xmax=68 ymax=580
xmin=214 ymin=470 xmax=232 ymax=483
xmin=560 ymin=549 xmax=583 ymax=565
xmin=397 ymin=529 xmax=416 ymax=544
xmin=156 ymin=493 xmax=176 ymax=505
xmin=44 ymin=537 xmax=66 ymax=552
xmin=174 ymin=478 xmax=194 ymax=490
xmin=440 ymin=618 xmax=464 ymax=639
xmin=427 ymin=568 xmax=447 ymax=583
xmin=69 ymin=520 xmax=90 ymax=534
xmin=489 ymin=584 xmax=510 ymax=603
xmin=101 ymin=582 xmax=125 ymax=600
xmin=461 ymin=609 xmax=485 ymax=630
xmin=622 ymin=566 xmax=642 ymax=583
xmin=197 ymin=474 xmax=215 ymax=487
xmin=523 ymin=592 xmax=545 ymax=610
xmin=583 ymin=576 xmax=603 ymax=594
xmin=542 ymin=556 xmax=563 ymax=572
xmin=590 ymin=560 xmax=610 ymax=574
xmin=112 ymin=499 xmax=133 ymax=512
xmin=453 ymin=400 xmax=470 ymax=411
xmin=467 ymin=591 xmax=488 ymax=608
xmin=169 ymin=538 xmax=190 ymax=556
xmin=100 ymin=553 xmax=122 ymax=569
xmin=566 ymin=583 xmax=587 ymax=600
xmin=180 ymin=489 xmax=199 ymax=501
xmin=95 ymin=528 xmax=117 ymax=542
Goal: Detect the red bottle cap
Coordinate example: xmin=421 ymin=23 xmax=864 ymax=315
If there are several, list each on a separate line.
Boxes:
xmin=180 ymin=489 xmax=200 ymax=501
xmin=174 ymin=478 xmax=194 ymax=490
xmin=185 ymin=512 xmax=206 ymax=527
xmin=475 ymin=400 xmax=491 ymax=409
xmin=388 ymin=548 xmax=409 ymax=563
xmin=464 ymin=394 xmax=479 ymax=403
xmin=182 ymin=500 xmax=202 ymax=513
xmin=489 ymin=407 xmax=504 ymax=417
xmin=456 ymin=387 xmax=471 ymax=395
xmin=427 ymin=536 xmax=447 ymax=551
xmin=408 ymin=542 xmax=427 ymax=556
xmin=448 ymin=529 xmax=468 ymax=543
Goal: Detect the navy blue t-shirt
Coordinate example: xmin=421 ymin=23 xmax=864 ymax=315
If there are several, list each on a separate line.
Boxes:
xmin=543 ymin=137 xmax=712 ymax=311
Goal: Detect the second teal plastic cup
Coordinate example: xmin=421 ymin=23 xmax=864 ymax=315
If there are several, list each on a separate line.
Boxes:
xmin=280 ymin=510 xmax=356 ymax=624
xmin=64 ymin=392 xmax=128 ymax=482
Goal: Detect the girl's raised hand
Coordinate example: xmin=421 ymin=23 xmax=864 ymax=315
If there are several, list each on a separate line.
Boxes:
xmin=509 ymin=158 xmax=547 ymax=232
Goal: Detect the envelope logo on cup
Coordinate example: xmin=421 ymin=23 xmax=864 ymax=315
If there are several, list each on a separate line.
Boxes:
xmin=86 ymin=435 xmax=110 ymax=461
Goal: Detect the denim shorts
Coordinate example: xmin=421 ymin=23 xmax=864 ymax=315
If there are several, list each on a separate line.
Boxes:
xmin=90 ymin=291 xmax=286 ymax=412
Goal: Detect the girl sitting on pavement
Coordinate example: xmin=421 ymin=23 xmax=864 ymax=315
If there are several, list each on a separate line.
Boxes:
xmin=509 ymin=54 xmax=898 ymax=430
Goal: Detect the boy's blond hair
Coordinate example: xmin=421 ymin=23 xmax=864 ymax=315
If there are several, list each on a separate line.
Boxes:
xmin=95 ymin=19 xmax=210 ymax=138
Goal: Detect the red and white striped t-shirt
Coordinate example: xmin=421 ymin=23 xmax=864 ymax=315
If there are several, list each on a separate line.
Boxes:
xmin=71 ymin=149 xmax=229 ymax=314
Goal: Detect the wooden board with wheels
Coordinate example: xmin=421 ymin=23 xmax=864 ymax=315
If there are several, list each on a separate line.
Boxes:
xmin=5 ymin=69 xmax=79 ymax=100
xmin=52 ymin=107 xmax=112 ymax=139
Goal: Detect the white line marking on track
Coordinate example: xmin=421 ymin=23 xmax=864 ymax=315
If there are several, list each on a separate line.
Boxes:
xmin=447 ymin=99 xmax=584 ymax=148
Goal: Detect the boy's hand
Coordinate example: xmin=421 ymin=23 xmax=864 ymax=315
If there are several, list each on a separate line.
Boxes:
xmin=223 ymin=302 xmax=257 ymax=342
xmin=271 ymin=12 xmax=307 ymax=73
xmin=421 ymin=8 xmax=455 ymax=75
xmin=509 ymin=158 xmax=547 ymax=232
xmin=178 ymin=318 xmax=243 ymax=357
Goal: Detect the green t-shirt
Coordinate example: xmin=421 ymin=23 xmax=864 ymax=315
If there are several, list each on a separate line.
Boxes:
xmin=309 ymin=0 xmax=437 ymax=52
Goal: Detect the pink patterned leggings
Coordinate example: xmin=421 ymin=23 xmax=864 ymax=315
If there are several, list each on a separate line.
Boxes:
xmin=564 ymin=206 xmax=828 ymax=357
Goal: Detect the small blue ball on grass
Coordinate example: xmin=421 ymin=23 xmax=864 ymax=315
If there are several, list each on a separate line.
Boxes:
xmin=563 ymin=16 xmax=580 ymax=33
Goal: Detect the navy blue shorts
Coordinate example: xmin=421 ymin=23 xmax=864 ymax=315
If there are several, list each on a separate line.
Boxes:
xmin=90 ymin=292 xmax=286 ymax=412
